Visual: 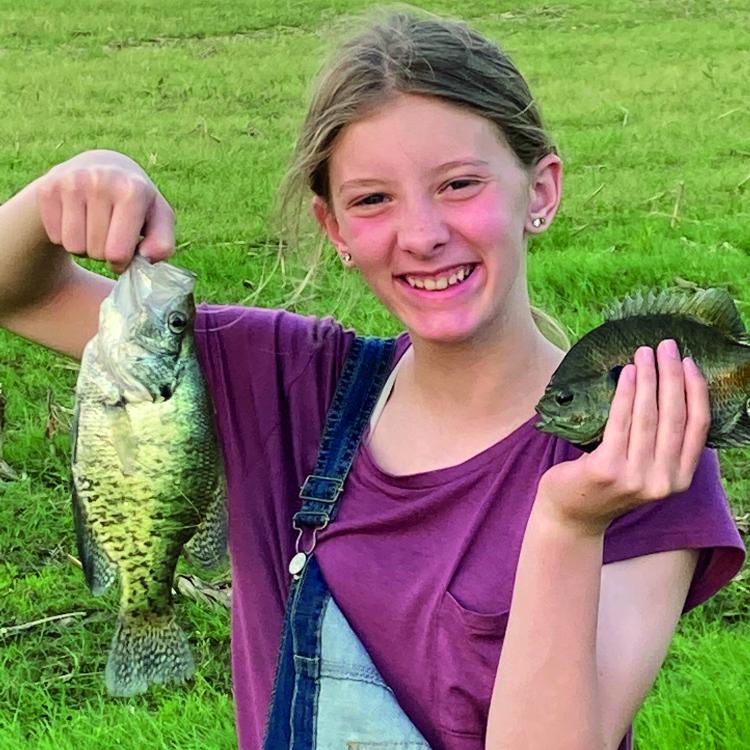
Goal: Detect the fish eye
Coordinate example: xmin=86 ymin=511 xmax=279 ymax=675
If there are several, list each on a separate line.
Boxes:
xmin=168 ymin=311 xmax=188 ymax=334
xmin=609 ymin=365 xmax=624 ymax=384
xmin=554 ymin=390 xmax=574 ymax=406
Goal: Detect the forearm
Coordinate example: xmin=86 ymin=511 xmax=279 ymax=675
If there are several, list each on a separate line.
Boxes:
xmin=0 ymin=178 xmax=72 ymax=317
xmin=485 ymin=498 xmax=607 ymax=750
xmin=0 ymin=180 xmax=109 ymax=357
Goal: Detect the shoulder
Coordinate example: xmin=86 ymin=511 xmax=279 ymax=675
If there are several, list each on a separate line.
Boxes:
xmin=195 ymin=304 xmax=351 ymax=359
xmin=529 ymin=437 xmax=744 ymax=612
xmin=194 ymin=304 xmax=358 ymax=388
xmin=603 ymin=448 xmax=745 ymax=612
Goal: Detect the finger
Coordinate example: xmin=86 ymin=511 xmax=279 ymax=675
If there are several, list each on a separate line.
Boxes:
xmin=104 ymin=193 xmax=149 ymax=273
xmin=627 ymin=346 xmax=658 ymax=465
xmin=36 ymin=181 xmax=63 ymax=246
xmin=678 ymin=356 xmax=711 ymax=483
xmin=595 ymin=362 xmax=636 ymax=462
xmin=137 ymin=193 xmax=175 ymax=262
xmin=85 ymin=194 xmax=113 ymax=260
xmin=653 ymin=339 xmax=687 ymax=466
xmin=60 ymin=192 xmax=87 ymax=255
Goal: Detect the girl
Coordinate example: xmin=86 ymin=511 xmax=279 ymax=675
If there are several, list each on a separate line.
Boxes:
xmin=0 ymin=11 xmax=744 ymax=750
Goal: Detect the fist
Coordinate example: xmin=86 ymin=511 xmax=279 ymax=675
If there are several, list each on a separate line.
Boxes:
xmin=35 ymin=150 xmax=175 ymax=273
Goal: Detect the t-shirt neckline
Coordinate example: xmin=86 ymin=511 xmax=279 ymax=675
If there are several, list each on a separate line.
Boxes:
xmin=360 ymin=336 xmax=542 ymax=489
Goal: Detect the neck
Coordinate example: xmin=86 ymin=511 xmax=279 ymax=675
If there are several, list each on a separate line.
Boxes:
xmin=403 ymin=308 xmax=565 ymax=426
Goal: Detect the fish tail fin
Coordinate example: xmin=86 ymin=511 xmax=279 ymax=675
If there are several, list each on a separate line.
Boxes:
xmin=105 ymin=613 xmax=194 ymax=697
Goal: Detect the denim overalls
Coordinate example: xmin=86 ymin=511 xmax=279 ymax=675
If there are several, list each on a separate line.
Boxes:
xmin=263 ymin=337 xmax=432 ymax=750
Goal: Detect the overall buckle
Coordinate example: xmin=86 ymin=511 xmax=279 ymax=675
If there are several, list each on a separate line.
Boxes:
xmin=298 ymin=474 xmax=343 ymax=503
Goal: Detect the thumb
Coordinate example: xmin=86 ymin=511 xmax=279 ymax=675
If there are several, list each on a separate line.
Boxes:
xmin=137 ymin=192 xmax=175 ymax=262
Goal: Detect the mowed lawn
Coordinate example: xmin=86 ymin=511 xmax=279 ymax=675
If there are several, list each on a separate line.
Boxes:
xmin=0 ymin=1 xmax=749 ymax=748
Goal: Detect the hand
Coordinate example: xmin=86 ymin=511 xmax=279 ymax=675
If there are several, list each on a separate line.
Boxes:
xmin=35 ymin=149 xmax=175 ymax=273
xmin=535 ymin=339 xmax=711 ymax=537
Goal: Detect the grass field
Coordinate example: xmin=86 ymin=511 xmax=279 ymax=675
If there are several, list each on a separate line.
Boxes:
xmin=1 ymin=0 xmax=749 ymax=748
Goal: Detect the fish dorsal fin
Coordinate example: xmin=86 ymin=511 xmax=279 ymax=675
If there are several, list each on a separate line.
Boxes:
xmin=603 ymin=287 xmax=747 ymax=341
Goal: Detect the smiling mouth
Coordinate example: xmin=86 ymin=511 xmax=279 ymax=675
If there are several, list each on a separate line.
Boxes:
xmin=400 ymin=264 xmax=477 ymax=291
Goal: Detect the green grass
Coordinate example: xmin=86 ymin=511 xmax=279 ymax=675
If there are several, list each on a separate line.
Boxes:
xmin=636 ymin=616 xmax=750 ymax=749
xmin=1 ymin=0 xmax=749 ymax=747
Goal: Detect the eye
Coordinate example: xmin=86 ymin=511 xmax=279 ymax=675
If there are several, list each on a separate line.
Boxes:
xmin=168 ymin=311 xmax=188 ymax=334
xmin=440 ymin=178 xmax=484 ymax=198
xmin=354 ymin=193 xmax=387 ymax=207
xmin=555 ymin=390 xmax=574 ymax=406
xmin=609 ymin=365 xmax=624 ymax=384
xmin=444 ymin=179 xmax=478 ymax=191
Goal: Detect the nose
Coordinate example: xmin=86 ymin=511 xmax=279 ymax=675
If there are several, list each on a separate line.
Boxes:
xmin=395 ymin=195 xmax=450 ymax=259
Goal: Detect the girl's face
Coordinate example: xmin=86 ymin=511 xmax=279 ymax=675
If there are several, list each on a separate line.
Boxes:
xmin=315 ymin=94 xmax=559 ymax=345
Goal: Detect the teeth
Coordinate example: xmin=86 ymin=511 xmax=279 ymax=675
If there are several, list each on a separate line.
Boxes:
xmin=404 ymin=265 xmax=473 ymax=291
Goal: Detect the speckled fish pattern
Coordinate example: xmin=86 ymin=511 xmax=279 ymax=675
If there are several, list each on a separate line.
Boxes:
xmin=71 ymin=257 xmax=226 ymax=697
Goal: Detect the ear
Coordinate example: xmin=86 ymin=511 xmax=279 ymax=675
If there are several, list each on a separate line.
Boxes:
xmin=311 ymin=196 xmax=348 ymax=254
xmin=525 ymin=153 xmax=563 ymax=234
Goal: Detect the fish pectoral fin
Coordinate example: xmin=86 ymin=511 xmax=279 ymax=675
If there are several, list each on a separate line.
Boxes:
xmin=72 ymin=483 xmax=117 ymax=595
xmin=183 ymin=476 xmax=228 ymax=569
xmin=708 ymin=405 xmax=750 ymax=449
xmin=105 ymin=405 xmax=138 ymax=475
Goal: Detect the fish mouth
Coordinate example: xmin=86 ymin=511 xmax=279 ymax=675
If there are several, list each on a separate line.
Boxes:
xmin=112 ymin=255 xmax=196 ymax=317
xmin=534 ymin=410 xmax=605 ymax=447
xmin=533 ymin=402 xmax=557 ymax=430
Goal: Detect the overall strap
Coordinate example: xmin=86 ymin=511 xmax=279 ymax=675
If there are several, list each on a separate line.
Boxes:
xmin=288 ymin=336 xmax=395 ymax=579
xmin=263 ymin=335 xmax=396 ymax=749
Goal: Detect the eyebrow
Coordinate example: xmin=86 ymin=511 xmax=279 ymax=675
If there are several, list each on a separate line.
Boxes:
xmin=337 ymin=159 xmax=491 ymax=195
xmin=434 ymin=159 xmax=491 ymax=172
xmin=337 ymin=178 xmax=386 ymax=195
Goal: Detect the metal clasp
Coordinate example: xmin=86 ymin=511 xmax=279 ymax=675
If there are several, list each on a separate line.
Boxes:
xmin=293 ymin=518 xmax=329 ymax=556
xmin=288 ymin=517 xmax=330 ymax=580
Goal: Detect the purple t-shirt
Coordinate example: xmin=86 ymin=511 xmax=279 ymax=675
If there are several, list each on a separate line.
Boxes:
xmin=194 ymin=304 xmax=745 ymax=750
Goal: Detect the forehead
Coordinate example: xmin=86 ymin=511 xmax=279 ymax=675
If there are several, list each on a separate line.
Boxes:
xmin=329 ymin=94 xmax=520 ymax=185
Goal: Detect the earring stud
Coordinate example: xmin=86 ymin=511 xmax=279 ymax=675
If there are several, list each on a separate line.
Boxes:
xmin=531 ymin=216 xmax=546 ymax=228
xmin=341 ymin=251 xmax=352 ymax=263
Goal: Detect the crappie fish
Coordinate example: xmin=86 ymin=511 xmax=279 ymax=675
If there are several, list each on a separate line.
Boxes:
xmin=535 ymin=287 xmax=750 ymax=449
xmin=72 ymin=255 xmax=226 ymax=697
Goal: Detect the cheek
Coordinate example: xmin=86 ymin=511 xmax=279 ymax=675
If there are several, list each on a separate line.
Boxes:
xmin=451 ymin=190 xmax=521 ymax=249
xmin=338 ymin=216 xmax=392 ymax=270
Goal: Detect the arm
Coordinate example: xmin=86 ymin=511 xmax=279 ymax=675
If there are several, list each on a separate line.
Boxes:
xmin=486 ymin=501 xmax=698 ymax=750
xmin=0 ymin=150 xmax=174 ymax=359
xmin=596 ymin=547 xmax=698 ymax=744
xmin=486 ymin=340 xmax=710 ymax=749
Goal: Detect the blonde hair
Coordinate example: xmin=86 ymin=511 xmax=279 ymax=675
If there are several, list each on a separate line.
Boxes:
xmin=278 ymin=8 xmax=568 ymax=349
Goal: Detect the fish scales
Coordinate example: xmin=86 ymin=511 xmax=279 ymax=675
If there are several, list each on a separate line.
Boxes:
xmin=561 ymin=313 xmax=749 ymax=398
xmin=72 ymin=256 xmax=226 ymax=697
xmin=536 ymin=288 xmax=750 ymax=449
xmin=76 ymin=358 xmax=216 ymax=608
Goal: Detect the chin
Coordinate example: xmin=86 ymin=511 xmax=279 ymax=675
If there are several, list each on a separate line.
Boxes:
xmin=403 ymin=318 xmax=471 ymax=344
xmin=403 ymin=310 xmax=488 ymax=344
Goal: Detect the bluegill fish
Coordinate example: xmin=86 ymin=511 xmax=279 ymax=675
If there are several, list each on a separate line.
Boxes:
xmin=72 ymin=255 xmax=226 ymax=696
xmin=535 ymin=287 xmax=750 ymax=449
